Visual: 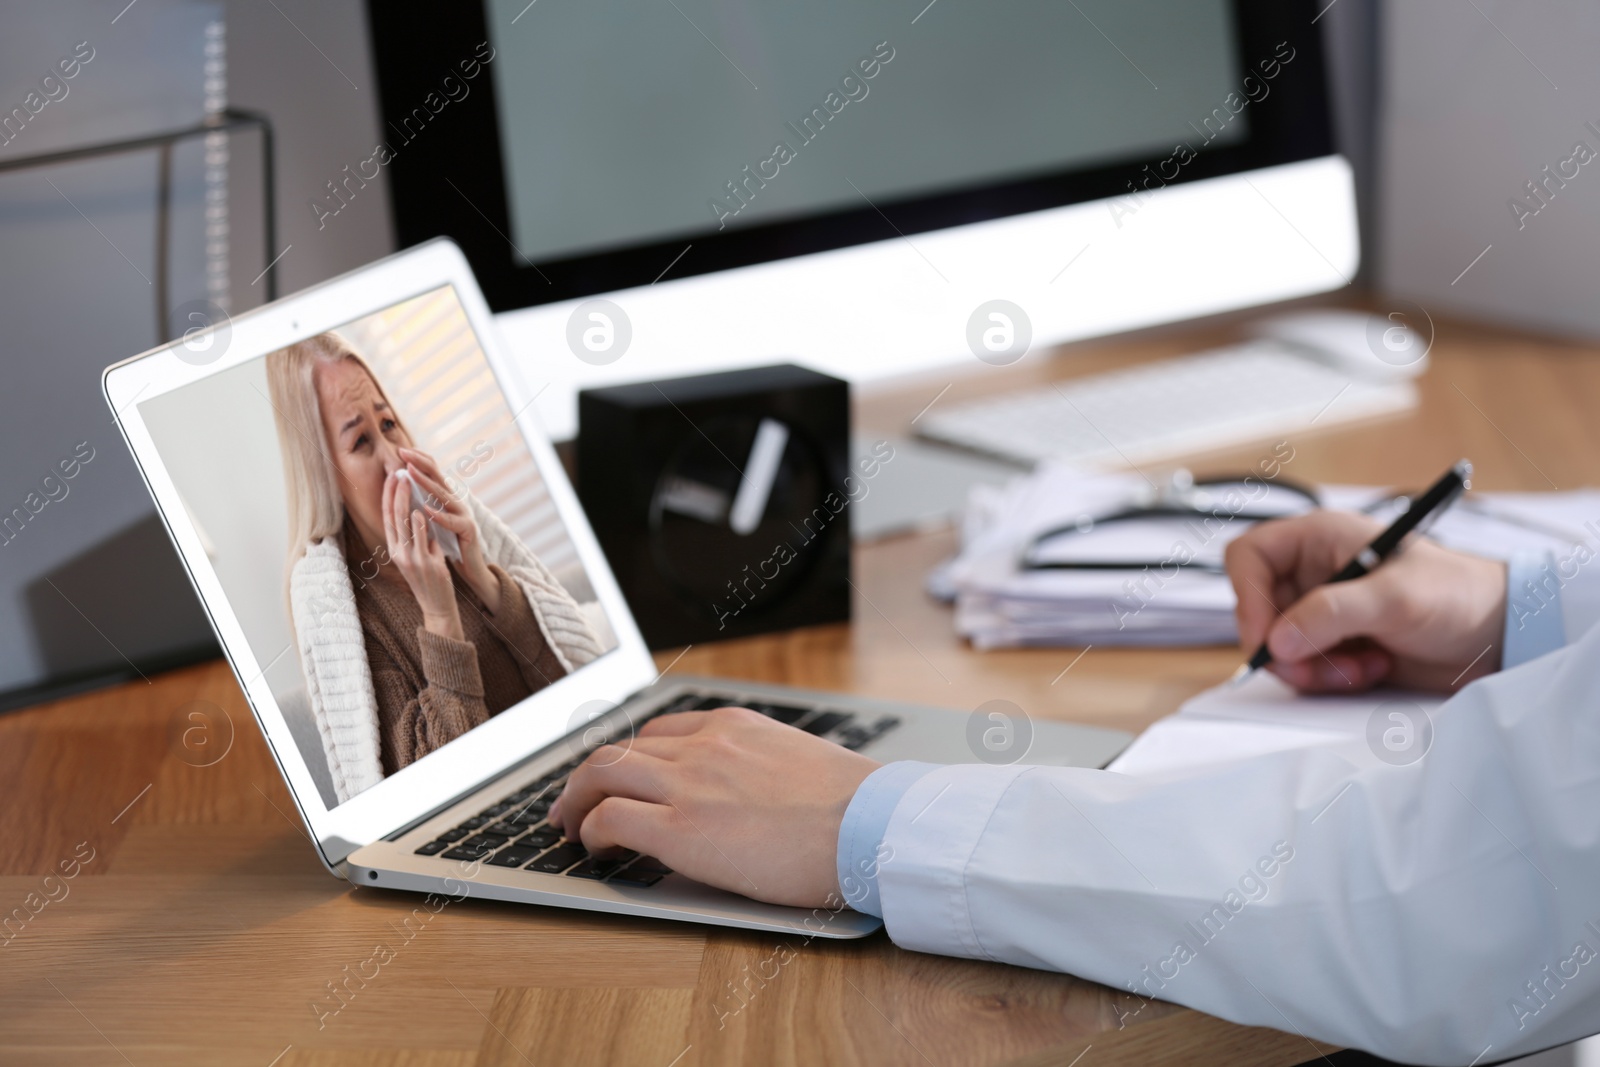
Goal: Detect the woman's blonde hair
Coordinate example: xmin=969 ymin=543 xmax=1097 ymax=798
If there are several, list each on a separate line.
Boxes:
xmin=265 ymin=331 xmax=402 ymax=577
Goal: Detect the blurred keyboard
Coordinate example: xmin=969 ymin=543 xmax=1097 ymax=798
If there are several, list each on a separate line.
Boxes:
xmin=916 ymin=341 xmax=1417 ymax=468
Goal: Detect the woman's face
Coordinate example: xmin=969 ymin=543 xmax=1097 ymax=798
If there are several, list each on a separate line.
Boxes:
xmin=314 ymin=356 xmax=413 ymax=551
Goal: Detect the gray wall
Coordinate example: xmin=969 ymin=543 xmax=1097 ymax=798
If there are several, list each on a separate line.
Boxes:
xmin=0 ymin=1 xmax=224 ymax=702
xmin=1377 ymin=0 xmax=1600 ymax=338
xmin=0 ymin=0 xmax=392 ymax=701
xmin=219 ymin=0 xmax=393 ymax=304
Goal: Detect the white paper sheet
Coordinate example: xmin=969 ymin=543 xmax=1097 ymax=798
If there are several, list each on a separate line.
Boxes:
xmin=1108 ymin=669 xmax=1446 ymax=777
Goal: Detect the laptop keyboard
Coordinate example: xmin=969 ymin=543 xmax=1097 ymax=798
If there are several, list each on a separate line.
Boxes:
xmin=409 ymin=691 xmax=902 ymax=888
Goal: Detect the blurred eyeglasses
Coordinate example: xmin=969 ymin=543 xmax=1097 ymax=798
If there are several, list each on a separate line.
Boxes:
xmin=1018 ymin=471 xmax=1543 ymax=576
xmin=1019 ymin=470 xmax=1323 ymax=574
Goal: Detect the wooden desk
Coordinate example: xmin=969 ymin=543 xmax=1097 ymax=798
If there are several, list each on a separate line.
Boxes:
xmin=5 ymin=314 xmax=1595 ymax=1066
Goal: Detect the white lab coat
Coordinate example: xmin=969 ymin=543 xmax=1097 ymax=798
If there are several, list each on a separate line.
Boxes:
xmin=874 ymin=576 xmax=1600 ymax=1065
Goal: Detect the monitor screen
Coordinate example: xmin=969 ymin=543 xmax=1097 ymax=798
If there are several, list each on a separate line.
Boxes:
xmin=483 ymin=0 xmax=1243 ymax=264
xmin=368 ymin=0 xmax=1332 ymax=310
xmin=137 ymin=285 xmax=621 ymax=808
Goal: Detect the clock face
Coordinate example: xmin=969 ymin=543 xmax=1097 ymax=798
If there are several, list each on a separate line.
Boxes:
xmin=648 ymin=413 xmax=832 ymax=621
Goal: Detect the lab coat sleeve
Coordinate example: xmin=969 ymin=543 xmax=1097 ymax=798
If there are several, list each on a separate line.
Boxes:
xmin=836 ymin=761 xmax=940 ymax=916
xmin=1504 ymin=551 xmax=1565 ymax=667
xmin=1502 ymin=544 xmax=1600 ymax=664
xmin=875 ymin=621 xmax=1600 ymax=1066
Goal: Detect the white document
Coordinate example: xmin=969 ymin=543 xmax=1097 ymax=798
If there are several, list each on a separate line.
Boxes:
xmin=1108 ymin=669 xmax=1445 ymax=777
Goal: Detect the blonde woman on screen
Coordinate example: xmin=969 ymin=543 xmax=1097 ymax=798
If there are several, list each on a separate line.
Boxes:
xmin=267 ymin=332 xmax=602 ymax=803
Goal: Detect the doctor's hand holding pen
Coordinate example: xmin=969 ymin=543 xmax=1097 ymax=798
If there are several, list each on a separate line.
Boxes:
xmin=1225 ymin=508 xmax=1508 ymax=695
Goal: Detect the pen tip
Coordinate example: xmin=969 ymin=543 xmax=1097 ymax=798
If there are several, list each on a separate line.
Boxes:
xmin=1228 ymin=663 xmax=1253 ymax=687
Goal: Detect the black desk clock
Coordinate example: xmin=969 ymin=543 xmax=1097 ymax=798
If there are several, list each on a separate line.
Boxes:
xmin=577 ymin=365 xmax=851 ymax=649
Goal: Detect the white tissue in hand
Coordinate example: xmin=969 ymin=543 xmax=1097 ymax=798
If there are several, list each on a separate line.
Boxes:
xmin=398 ymin=468 xmax=461 ymax=561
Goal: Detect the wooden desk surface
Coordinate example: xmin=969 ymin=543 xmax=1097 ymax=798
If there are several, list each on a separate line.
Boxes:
xmin=5 ymin=313 xmax=1596 ymax=1066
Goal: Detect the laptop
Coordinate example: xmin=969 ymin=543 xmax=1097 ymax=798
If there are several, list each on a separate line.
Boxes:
xmin=104 ymin=238 xmax=1131 ymax=939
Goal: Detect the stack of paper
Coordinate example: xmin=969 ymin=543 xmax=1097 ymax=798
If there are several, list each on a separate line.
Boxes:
xmin=931 ymin=464 xmax=1600 ymax=650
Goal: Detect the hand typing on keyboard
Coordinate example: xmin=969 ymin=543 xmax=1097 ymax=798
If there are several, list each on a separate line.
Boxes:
xmin=548 ymin=706 xmax=881 ymax=908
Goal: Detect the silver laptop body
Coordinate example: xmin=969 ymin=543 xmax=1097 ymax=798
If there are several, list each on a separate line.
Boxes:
xmin=103 ymin=238 xmax=1131 ymax=940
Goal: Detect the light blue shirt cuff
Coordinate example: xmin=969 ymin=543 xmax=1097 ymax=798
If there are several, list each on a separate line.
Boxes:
xmin=836 ymin=760 xmax=940 ymax=917
xmin=1504 ymin=550 xmax=1566 ymax=668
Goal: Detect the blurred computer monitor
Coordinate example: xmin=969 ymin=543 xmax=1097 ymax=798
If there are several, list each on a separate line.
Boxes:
xmin=368 ymin=0 xmax=1355 ymax=439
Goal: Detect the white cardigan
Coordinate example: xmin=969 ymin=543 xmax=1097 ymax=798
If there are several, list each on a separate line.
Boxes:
xmin=288 ymin=495 xmax=603 ymax=803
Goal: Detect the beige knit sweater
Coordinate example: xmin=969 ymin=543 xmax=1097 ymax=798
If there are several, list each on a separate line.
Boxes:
xmin=341 ymin=520 xmax=566 ymax=774
xmin=289 ymin=492 xmax=605 ymax=803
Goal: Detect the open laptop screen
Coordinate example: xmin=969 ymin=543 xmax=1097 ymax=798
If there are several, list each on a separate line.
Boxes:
xmin=137 ymin=283 xmax=621 ymax=809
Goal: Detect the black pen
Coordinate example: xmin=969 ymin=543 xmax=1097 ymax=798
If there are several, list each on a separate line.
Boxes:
xmin=1230 ymin=459 xmax=1474 ymax=685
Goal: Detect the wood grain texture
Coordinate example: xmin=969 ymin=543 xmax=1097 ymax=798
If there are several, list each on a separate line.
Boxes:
xmin=3 ymin=311 xmax=1590 ymax=1065
xmin=995 ymin=1010 xmax=1340 ymax=1067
